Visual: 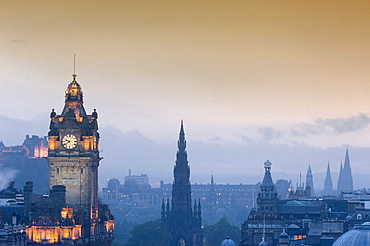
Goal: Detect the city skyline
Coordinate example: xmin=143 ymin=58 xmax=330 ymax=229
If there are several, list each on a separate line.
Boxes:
xmin=1 ymin=1 xmax=370 ymax=188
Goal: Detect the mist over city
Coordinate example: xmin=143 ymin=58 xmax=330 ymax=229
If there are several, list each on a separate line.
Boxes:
xmin=0 ymin=1 xmax=369 ymax=246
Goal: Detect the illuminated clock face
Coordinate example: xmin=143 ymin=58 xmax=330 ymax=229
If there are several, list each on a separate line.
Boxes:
xmin=62 ymin=134 xmax=77 ymax=149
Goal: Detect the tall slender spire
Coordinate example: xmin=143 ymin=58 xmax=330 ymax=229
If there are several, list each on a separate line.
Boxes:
xmin=338 ymin=148 xmax=353 ymax=193
xmin=323 ymin=162 xmax=333 ymax=196
xmin=178 ymin=119 xmax=186 ymax=152
xmin=166 ymin=121 xmax=203 ymax=246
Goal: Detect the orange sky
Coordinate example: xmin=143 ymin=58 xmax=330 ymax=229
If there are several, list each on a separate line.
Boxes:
xmin=1 ymin=0 xmax=370 ymax=145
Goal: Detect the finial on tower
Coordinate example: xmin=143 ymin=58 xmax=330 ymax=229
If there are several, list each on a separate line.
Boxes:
xmin=72 ymin=54 xmax=77 ymax=80
xmin=264 ymin=160 xmax=272 ymax=173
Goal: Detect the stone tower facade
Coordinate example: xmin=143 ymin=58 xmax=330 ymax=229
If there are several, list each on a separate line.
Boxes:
xmin=25 ymin=73 xmax=114 ymax=245
xmin=162 ymin=121 xmax=203 ymax=246
xmin=240 ymin=161 xmax=283 ymax=246
xmin=257 ymin=160 xmax=279 ymax=215
xmin=47 ymin=74 xmax=101 ymax=221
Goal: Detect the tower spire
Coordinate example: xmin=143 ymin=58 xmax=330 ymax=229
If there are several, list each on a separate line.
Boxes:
xmin=178 ymin=119 xmax=186 ymax=152
xmin=167 ymin=120 xmax=203 ymax=246
xmin=338 ymin=148 xmax=353 ymax=193
xmin=73 ymin=54 xmax=77 ymax=80
xmin=324 ymin=162 xmax=333 ymax=196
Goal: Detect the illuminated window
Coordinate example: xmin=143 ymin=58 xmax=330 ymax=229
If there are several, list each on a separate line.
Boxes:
xmin=63 ymin=229 xmax=70 ymax=239
xmin=46 ymin=230 xmax=51 ymax=240
xmin=40 ymin=231 xmax=45 ymax=240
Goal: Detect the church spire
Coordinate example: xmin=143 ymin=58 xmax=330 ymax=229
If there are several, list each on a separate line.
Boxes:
xmin=323 ymin=162 xmax=333 ymax=196
xmin=338 ymin=148 xmax=353 ymax=193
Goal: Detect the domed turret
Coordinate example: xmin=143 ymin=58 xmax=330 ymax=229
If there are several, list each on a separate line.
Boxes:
xmin=61 ymin=74 xmax=87 ymax=118
xmin=65 ymin=75 xmax=83 ymax=102
xmin=221 ymin=236 xmax=236 ymax=246
xmin=277 ymin=229 xmax=290 ymax=246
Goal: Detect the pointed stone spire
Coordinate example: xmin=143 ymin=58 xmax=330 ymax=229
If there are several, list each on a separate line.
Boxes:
xmin=178 ymin=120 xmax=186 ymax=152
xmin=166 ymin=121 xmax=202 ymax=246
xmin=323 ymin=162 xmax=333 ymax=196
xmin=338 ymin=148 xmax=353 ymax=193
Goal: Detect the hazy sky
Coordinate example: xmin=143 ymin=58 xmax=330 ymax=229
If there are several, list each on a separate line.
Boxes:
xmin=1 ymin=1 xmax=370 ymax=188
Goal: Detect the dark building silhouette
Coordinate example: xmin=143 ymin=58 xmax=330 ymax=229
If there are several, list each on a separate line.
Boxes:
xmin=25 ymin=73 xmax=114 ymax=245
xmin=323 ymin=162 xmax=333 ymax=196
xmin=162 ymin=121 xmax=203 ymax=246
xmin=337 ymin=148 xmax=354 ymax=194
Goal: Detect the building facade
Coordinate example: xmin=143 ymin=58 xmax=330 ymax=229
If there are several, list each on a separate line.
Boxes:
xmin=240 ymin=161 xmax=352 ymax=246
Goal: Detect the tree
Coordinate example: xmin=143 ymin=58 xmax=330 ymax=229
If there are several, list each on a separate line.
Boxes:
xmin=112 ymin=220 xmax=136 ymax=246
xmin=124 ymin=219 xmax=170 ymax=246
xmin=203 ymin=217 xmax=240 ymax=246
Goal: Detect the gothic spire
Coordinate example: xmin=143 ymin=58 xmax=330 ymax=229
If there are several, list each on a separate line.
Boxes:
xmin=168 ymin=121 xmax=202 ymax=246
xmin=178 ymin=120 xmax=186 ymax=152
xmin=323 ymin=162 xmax=333 ymax=196
xmin=339 ymin=148 xmax=353 ymax=192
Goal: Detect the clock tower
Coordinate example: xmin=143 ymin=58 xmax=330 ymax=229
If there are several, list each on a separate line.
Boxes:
xmin=47 ymin=73 xmax=100 ymax=221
